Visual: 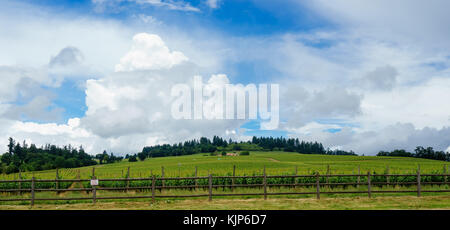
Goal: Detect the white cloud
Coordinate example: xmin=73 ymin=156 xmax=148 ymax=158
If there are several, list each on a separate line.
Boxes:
xmin=92 ymin=0 xmax=200 ymax=13
xmin=206 ymin=0 xmax=220 ymax=9
xmin=115 ymin=33 xmax=188 ymax=72
xmin=79 ymin=33 xmax=247 ymax=154
xmin=135 ymin=0 xmax=200 ymax=12
xmin=0 ymin=2 xmax=235 ymax=154
xmin=289 ymin=123 xmax=450 ymax=155
xmin=358 ymin=77 xmax=450 ymax=131
xmin=301 ymin=0 xmax=450 ymax=49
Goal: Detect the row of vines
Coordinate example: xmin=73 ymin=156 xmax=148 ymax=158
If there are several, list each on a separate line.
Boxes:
xmin=1 ymin=170 xmax=448 ymax=190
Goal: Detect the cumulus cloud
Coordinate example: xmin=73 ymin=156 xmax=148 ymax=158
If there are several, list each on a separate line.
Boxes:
xmin=79 ymin=33 xmax=247 ymax=151
xmin=115 ymin=33 xmax=188 ymax=72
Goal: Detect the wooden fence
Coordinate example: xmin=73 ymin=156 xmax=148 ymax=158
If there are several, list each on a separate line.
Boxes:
xmin=1 ymin=166 xmax=450 ymax=206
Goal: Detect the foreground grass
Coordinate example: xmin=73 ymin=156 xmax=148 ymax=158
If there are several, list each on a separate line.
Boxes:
xmin=2 ymin=195 xmax=450 ymax=210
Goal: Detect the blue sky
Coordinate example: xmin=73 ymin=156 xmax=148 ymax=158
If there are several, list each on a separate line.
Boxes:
xmin=1 ymin=0 xmax=450 ymax=154
xmin=24 ymin=0 xmax=332 ymax=35
xmin=13 ymin=0 xmax=335 ymax=134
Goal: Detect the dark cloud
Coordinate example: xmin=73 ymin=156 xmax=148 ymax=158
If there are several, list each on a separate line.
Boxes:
xmin=49 ymin=46 xmax=84 ymax=67
xmin=281 ymin=85 xmax=362 ymax=127
xmin=361 ymin=65 xmax=398 ymax=91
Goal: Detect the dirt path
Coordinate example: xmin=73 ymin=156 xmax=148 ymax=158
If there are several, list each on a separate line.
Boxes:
xmin=267 ymin=158 xmax=280 ymax=162
xmin=58 ymin=181 xmax=88 ymax=197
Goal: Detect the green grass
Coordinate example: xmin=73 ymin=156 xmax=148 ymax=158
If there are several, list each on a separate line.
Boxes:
xmin=1 ymin=151 xmax=448 ymax=180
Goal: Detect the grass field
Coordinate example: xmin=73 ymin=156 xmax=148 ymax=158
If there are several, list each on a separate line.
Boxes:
xmin=2 ymin=195 xmax=450 ymax=210
xmin=1 ymin=151 xmax=448 ymax=180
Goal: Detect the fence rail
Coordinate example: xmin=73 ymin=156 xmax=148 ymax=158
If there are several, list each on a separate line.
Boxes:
xmin=1 ymin=166 xmax=450 ymax=206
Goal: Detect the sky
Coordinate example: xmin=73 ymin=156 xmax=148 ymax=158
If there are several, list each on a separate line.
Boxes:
xmin=0 ymin=0 xmax=449 ymax=155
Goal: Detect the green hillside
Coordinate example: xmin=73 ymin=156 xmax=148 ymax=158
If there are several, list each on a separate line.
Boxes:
xmin=1 ymin=151 xmax=448 ymax=180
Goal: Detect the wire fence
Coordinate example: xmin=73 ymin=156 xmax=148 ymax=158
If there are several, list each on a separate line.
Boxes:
xmin=1 ymin=165 xmax=450 ymax=206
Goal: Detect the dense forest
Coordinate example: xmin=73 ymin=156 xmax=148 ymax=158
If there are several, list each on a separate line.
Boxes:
xmin=130 ymin=136 xmax=357 ymax=161
xmin=0 ymin=138 xmax=122 ymax=174
xmin=377 ymin=146 xmax=450 ymax=161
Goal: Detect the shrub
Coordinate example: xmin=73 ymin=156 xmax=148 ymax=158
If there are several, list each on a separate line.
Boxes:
xmin=128 ymin=155 xmax=138 ymax=162
xmin=233 ymin=145 xmax=242 ymax=151
xmin=240 ymin=151 xmax=250 ymax=156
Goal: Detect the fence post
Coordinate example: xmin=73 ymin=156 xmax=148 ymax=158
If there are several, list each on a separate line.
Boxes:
xmin=151 ymin=175 xmax=156 ymax=202
xmin=294 ymin=166 xmax=298 ymax=188
xmin=444 ymin=165 xmax=447 ymax=184
xmin=326 ymin=165 xmax=330 ymax=185
xmin=263 ymin=166 xmax=267 ymax=200
xmin=367 ymin=172 xmax=371 ymax=198
xmin=195 ymin=166 xmax=198 ymax=190
xmin=126 ymin=166 xmax=130 ymax=193
xmin=56 ymin=168 xmax=59 ymax=194
xmin=232 ymin=165 xmax=236 ymax=192
xmin=417 ymin=165 xmax=421 ymax=197
xmin=92 ymin=176 xmax=97 ymax=204
xmin=31 ymin=176 xmax=35 ymax=207
xmin=357 ymin=165 xmax=361 ymax=188
xmin=208 ymin=174 xmax=213 ymax=202
xmin=161 ymin=166 xmax=165 ymax=189
xmin=77 ymin=169 xmax=80 ymax=179
xmin=386 ymin=165 xmax=390 ymax=186
xmin=316 ymin=173 xmax=320 ymax=199
xmin=18 ymin=171 xmax=22 ymax=196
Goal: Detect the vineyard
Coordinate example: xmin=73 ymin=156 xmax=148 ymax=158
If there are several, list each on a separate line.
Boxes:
xmin=1 ymin=152 xmax=450 ymax=207
xmin=0 ymin=152 xmax=450 ymax=207
xmin=1 ymin=151 xmax=448 ymax=180
xmin=1 ymin=169 xmax=450 ymax=206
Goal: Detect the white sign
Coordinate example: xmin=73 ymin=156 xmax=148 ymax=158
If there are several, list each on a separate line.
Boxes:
xmin=90 ymin=179 xmax=99 ymax=186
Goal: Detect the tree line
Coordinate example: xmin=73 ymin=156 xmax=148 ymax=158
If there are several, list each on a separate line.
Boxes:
xmin=126 ymin=136 xmax=356 ymax=161
xmin=377 ymin=146 xmax=450 ymax=161
xmin=0 ymin=138 xmax=122 ymax=174
xmin=250 ymin=136 xmax=356 ymax=155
